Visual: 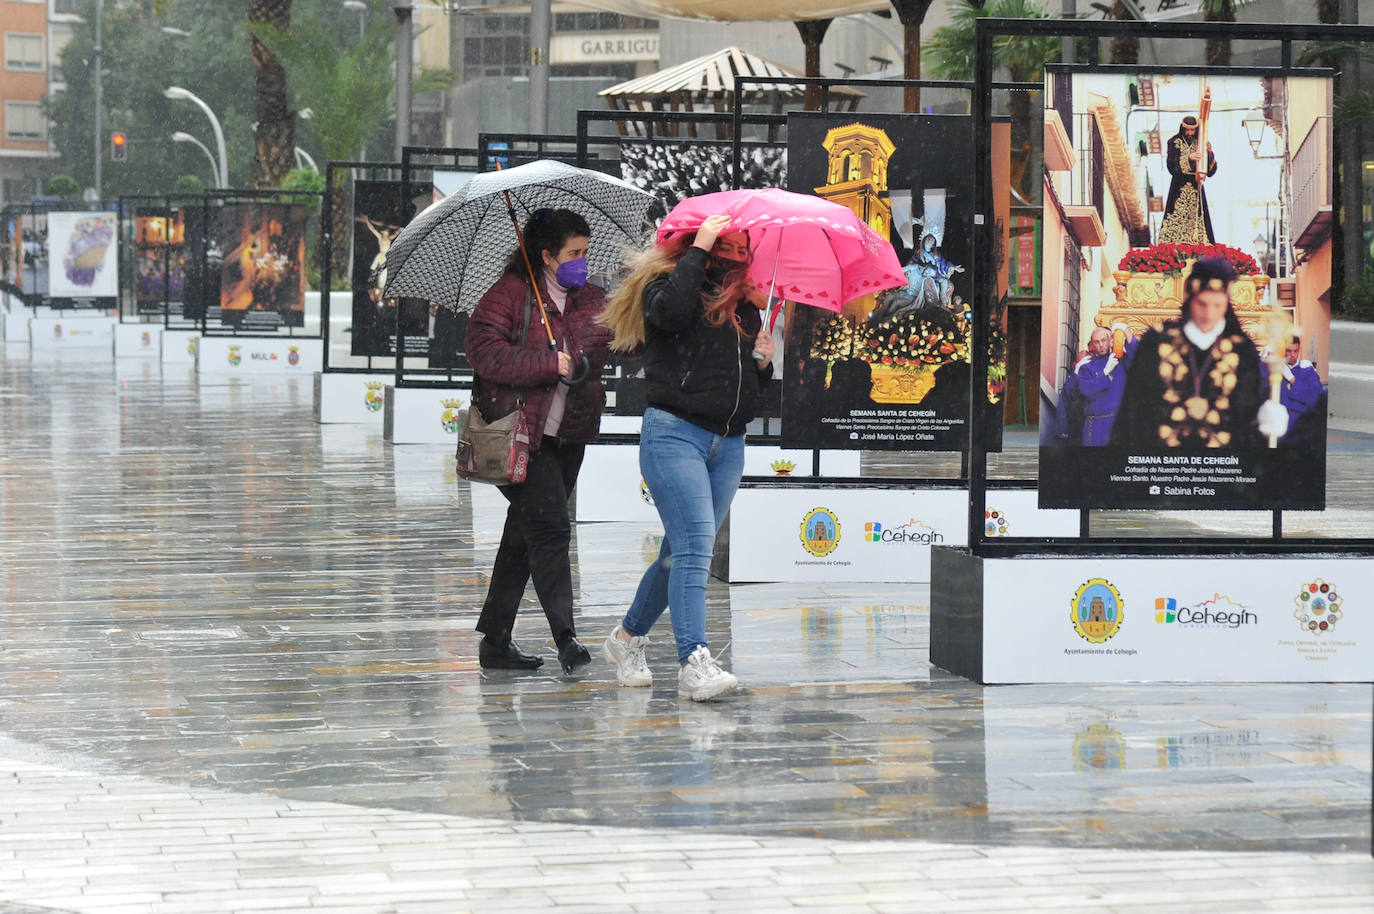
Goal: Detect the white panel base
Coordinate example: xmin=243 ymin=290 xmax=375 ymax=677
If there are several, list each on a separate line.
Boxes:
xmin=161 ymin=330 xmax=199 ymax=364
xmin=314 ymin=372 xmax=393 ymax=424
xmin=575 ymin=444 xmax=661 ymax=523
xmin=29 ymin=315 xmax=117 ymax=350
xmin=574 ymin=445 xmax=864 ymax=524
xmin=114 ymin=323 xmax=162 ymax=358
xmin=196 ymin=336 xmax=323 ymax=375
xmin=979 ymin=555 xmax=1372 ymax=683
xmin=980 ymin=489 xmax=1080 ymax=539
xmin=384 ymin=384 xmax=473 ymax=445
xmin=724 ymin=487 xmax=970 ymax=583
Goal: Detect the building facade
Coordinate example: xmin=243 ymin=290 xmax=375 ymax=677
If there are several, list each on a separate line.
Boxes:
xmin=0 ymin=0 xmax=67 ymax=204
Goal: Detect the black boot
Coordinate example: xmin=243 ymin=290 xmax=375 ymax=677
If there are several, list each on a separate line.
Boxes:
xmin=556 ymin=634 xmax=591 ymax=674
xmin=479 ymin=636 xmax=544 ymax=670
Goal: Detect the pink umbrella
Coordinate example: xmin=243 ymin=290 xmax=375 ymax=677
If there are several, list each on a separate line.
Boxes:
xmin=656 ymin=187 xmax=906 ymax=312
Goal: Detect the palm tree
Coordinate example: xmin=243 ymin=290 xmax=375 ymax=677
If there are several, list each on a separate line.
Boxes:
xmin=923 ymin=0 xmax=1060 ymax=198
xmin=249 ymin=0 xmax=294 ymax=189
xmin=1108 ymin=1 xmax=1139 ymax=65
xmin=249 ymin=8 xmax=454 ymax=275
xmin=890 ymin=0 xmax=940 ymax=112
xmin=1200 ymin=0 xmax=1257 ymax=67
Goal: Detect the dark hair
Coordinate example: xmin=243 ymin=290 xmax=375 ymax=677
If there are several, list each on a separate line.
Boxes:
xmin=1181 ymin=256 xmax=1243 ymax=334
xmin=504 ymin=208 xmax=591 ymax=276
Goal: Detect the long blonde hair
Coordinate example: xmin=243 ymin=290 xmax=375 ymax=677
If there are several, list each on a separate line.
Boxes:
xmin=599 ymin=232 xmax=752 ymax=352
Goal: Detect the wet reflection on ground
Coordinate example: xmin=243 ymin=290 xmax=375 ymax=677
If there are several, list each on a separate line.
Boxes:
xmin=0 ymin=354 xmax=1368 ymax=854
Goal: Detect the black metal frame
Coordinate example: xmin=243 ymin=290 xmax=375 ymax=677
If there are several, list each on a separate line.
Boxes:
xmin=115 ymin=194 xmax=175 ymax=325
xmin=160 ymin=192 xmax=217 ymax=333
xmin=476 ymin=133 xmax=585 ymax=171
xmin=0 ymin=202 xmax=40 ymax=305
xmin=390 ymin=145 xmax=482 ymax=388
xmin=188 ymin=188 xmax=325 ymax=340
xmin=318 ymin=159 xmax=451 ymax=374
xmin=967 ymin=19 xmax=1374 ymax=559
xmin=10 ymin=198 xmax=114 ymax=312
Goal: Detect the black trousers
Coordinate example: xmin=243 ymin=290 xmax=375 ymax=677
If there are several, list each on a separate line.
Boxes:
xmin=475 ymin=437 xmax=585 ymax=645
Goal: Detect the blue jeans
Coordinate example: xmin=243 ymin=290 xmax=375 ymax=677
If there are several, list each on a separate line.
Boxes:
xmin=621 ymin=407 xmax=745 ymax=664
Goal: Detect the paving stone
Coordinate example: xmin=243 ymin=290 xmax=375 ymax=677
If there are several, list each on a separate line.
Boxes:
xmin=0 ymin=352 xmax=1370 ymax=913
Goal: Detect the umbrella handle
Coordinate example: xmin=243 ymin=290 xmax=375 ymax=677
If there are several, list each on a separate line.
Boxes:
xmin=752 ymin=229 xmax=783 ymax=361
xmin=500 ymin=185 xmax=559 ymax=350
xmin=560 ymin=354 xmax=592 ymax=387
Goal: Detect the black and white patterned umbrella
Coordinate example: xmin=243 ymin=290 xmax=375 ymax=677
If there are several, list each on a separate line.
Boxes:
xmin=383 ymin=159 xmax=656 ymax=313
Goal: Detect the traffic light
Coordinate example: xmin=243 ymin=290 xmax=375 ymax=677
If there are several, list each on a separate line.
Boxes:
xmin=110 ymin=131 xmax=127 ymax=162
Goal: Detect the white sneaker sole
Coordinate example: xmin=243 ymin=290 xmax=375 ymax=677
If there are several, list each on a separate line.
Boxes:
xmin=601 ymin=638 xmax=652 ymax=687
xmin=680 ymin=673 xmax=738 ymax=702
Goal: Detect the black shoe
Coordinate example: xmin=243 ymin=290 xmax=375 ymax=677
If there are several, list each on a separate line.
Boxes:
xmin=479 ymin=637 xmax=544 ymax=670
xmin=557 ymin=636 xmax=592 ymax=674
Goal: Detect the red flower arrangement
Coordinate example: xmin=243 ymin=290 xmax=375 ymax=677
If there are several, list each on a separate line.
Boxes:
xmin=1117 ymin=242 xmax=1260 ymax=277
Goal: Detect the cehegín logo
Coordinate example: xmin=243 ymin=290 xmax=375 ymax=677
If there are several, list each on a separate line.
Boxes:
xmin=640 ymin=478 xmax=655 ymax=506
xmin=227 ymin=344 xmax=242 ymax=367
xmin=439 ymin=398 xmax=464 ymax=434
xmin=287 ymin=346 xmax=300 ymax=366
xmin=1154 ymin=593 xmax=1257 ymax=628
xmin=985 ymin=509 xmax=1009 ymax=537
xmin=1294 ymin=578 xmax=1343 ymax=634
xmin=863 ymin=518 xmax=943 ymax=545
xmin=363 ymin=381 xmax=385 ymax=413
xmin=1072 ymin=578 xmax=1123 ymax=643
xmin=140 ymin=331 xmax=152 ymax=348
xmin=770 ymin=459 xmax=796 ymax=477
xmin=800 ymin=507 xmax=841 ymax=557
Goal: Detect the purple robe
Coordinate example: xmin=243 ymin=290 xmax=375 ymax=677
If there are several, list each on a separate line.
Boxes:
xmin=1074 ymin=338 xmax=1137 ymax=446
xmin=1262 ymin=361 xmax=1323 ymax=442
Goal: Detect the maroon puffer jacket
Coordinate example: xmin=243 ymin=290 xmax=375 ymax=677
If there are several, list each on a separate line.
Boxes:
xmin=465 ymin=271 xmax=611 ymax=449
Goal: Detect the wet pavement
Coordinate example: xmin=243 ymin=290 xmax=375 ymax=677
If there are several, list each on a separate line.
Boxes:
xmin=0 ymin=347 xmax=1371 ymax=912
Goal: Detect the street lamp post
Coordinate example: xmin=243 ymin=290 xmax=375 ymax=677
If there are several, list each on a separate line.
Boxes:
xmin=93 ymin=0 xmax=103 ymax=200
xmin=164 ymin=87 xmax=228 ymax=188
xmin=171 ymin=132 xmax=223 ymax=188
xmin=342 ymin=0 xmax=367 ymax=41
xmin=294 ymin=147 xmax=320 ymax=173
xmin=529 ymin=0 xmax=550 ymax=134
xmin=390 ymin=1 xmax=413 ymax=162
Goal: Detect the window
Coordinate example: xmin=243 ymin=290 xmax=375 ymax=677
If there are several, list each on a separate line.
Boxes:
xmin=54 ymin=0 xmax=83 ymax=12
xmin=5 ymin=101 xmax=46 ymax=141
xmin=5 ymin=33 xmax=44 ymax=72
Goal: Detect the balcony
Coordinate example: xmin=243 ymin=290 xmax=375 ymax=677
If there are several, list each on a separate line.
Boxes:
xmin=1044 ymin=108 xmax=1074 ymax=172
xmin=1291 ymin=116 xmax=1332 ymax=252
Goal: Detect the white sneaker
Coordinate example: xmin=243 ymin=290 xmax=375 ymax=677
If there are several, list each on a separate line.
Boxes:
xmin=678 ymin=645 xmax=737 ymax=702
xmin=602 ymin=625 xmax=652 ymax=687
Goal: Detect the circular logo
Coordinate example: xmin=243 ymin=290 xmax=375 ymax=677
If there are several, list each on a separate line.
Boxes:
xmin=800 ymin=507 xmax=841 ymax=557
xmin=1071 ymin=578 xmax=1124 ymax=643
xmin=985 ymin=509 xmax=1009 ymax=537
xmin=1294 ymin=578 xmax=1342 ymax=635
xmin=287 ymin=348 xmax=300 ymax=366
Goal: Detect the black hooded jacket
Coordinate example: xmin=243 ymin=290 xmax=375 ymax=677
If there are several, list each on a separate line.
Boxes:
xmin=641 ymin=247 xmax=771 ymax=437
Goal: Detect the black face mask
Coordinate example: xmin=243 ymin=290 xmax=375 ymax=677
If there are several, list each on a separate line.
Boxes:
xmin=705 ymin=256 xmax=742 ymax=289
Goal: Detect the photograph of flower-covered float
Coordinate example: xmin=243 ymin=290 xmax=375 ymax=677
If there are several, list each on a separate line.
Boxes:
xmin=1037 ymin=70 xmax=1332 ymax=510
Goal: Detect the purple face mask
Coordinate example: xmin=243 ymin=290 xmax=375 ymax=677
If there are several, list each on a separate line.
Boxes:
xmin=554 ymin=256 xmax=588 ymax=290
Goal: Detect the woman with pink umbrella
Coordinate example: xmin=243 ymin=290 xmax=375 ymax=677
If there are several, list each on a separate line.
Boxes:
xmin=597 ymin=213 xmax=774 ymax=701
